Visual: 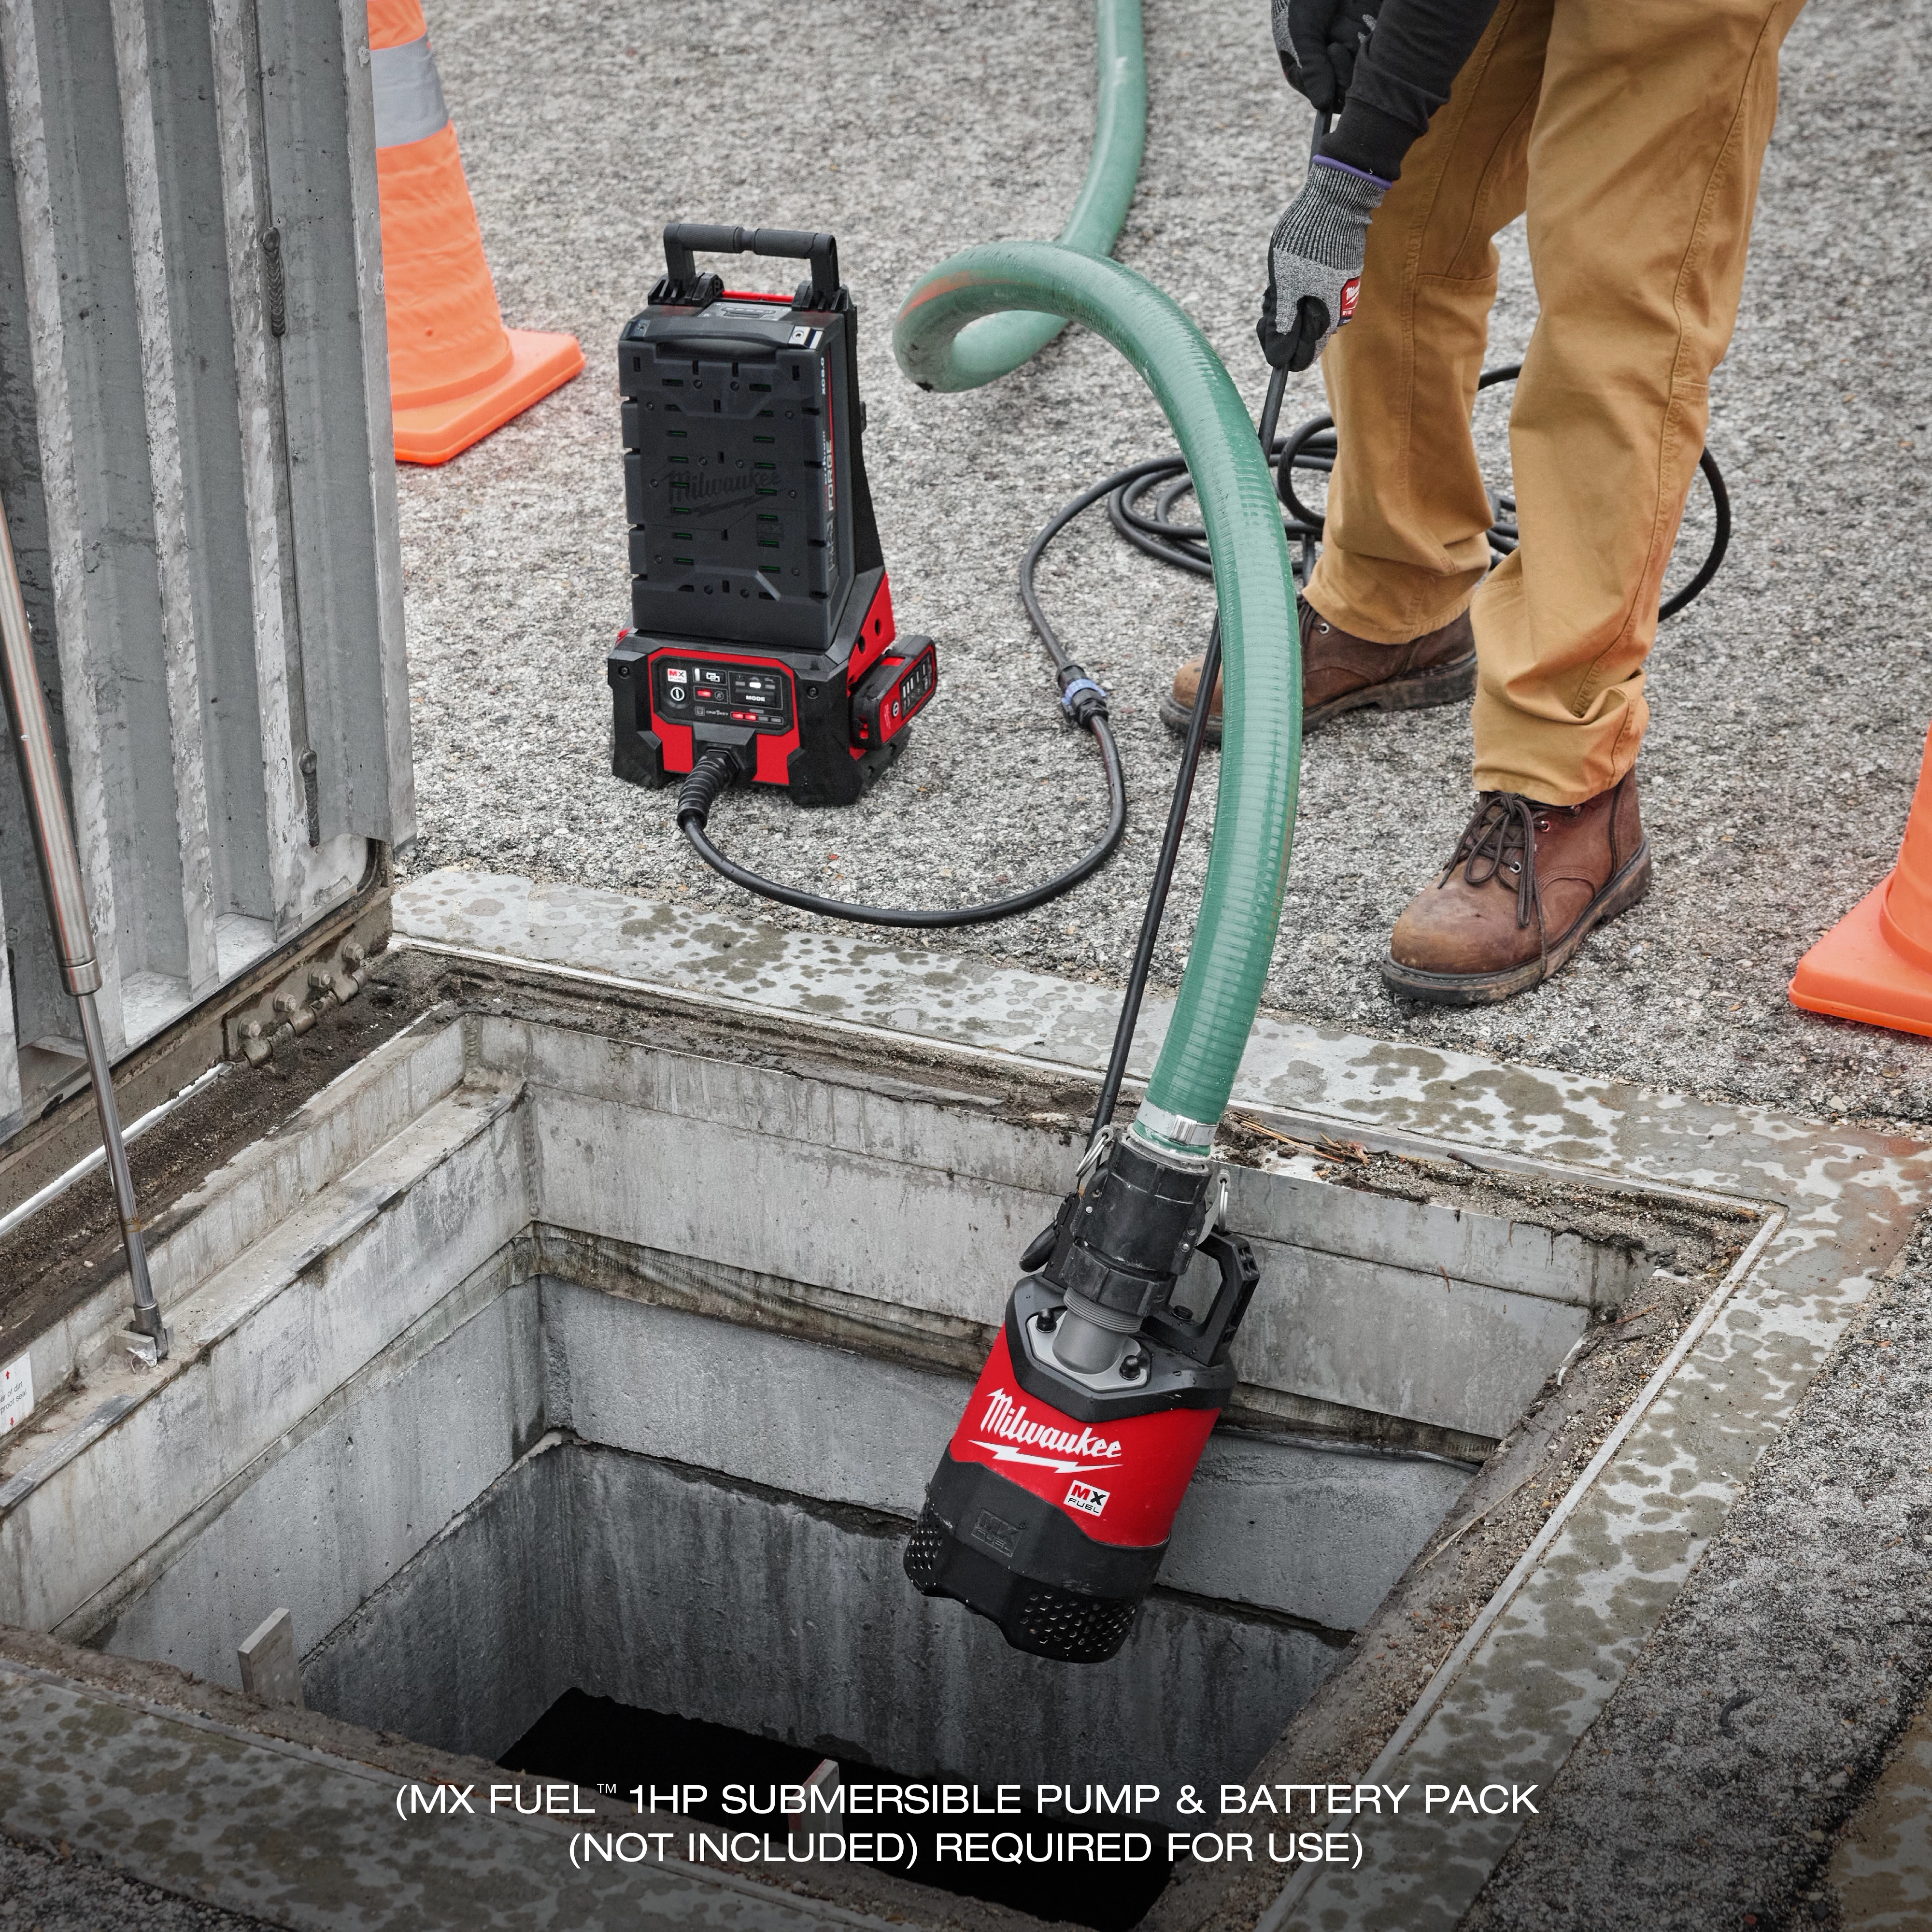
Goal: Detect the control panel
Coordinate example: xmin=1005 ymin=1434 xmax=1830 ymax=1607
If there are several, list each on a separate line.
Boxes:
xmin=652 ymin=653 xmax=794 ymax=733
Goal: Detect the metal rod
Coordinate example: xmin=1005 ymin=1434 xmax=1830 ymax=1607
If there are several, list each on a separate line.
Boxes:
xmin=0 ymin=495 xmax=167 ymax=1356
xmin=75 ymin=992 xmax=163 ymax=1346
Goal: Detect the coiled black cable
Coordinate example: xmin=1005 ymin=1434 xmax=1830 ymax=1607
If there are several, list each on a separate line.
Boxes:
xmin=1095 ymin=364 xmax=1731 ymax=618
xmin=679 ymin=364 xmax=1729 ymax=934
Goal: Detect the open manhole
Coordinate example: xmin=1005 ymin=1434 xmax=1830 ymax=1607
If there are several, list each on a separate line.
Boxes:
xmin=0 ymin=909 xmax=1810 ymax=1928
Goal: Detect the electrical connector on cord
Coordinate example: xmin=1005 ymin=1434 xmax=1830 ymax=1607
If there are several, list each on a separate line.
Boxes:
xmin=1057 ymin=664 xmax=1110 ymax=727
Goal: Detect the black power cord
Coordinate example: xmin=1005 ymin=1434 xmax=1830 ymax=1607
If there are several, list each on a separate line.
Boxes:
xmin=1106 ymin=365 xmax=1730 ymax=618
xmin=677 ymin=662 xmax=1124 ymax=928
xmin=677 ymin=365 xmax=1730 ymax=981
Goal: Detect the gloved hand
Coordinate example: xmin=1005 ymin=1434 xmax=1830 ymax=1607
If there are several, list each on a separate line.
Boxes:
xmin=1256 ymin=157 xmax=1387 ymax=371
xmin=1272 ymin=0 xmax=1380 ymax=115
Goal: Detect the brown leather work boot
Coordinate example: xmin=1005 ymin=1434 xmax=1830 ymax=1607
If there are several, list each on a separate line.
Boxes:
xmin=1160 ymin=595 xmax=1476 ymax=742
xmin=1382 ymin=769 xmax=1650 ymax=1004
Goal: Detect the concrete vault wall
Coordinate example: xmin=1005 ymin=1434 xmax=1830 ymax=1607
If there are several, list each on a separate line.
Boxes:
xmin=67 ymin=1252 xmax=1467 ymax=1822
xmin=13 ymin=1004 xmax=1691 ymax=1827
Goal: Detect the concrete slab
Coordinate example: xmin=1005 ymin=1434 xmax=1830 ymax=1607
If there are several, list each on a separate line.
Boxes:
xmin=71 ymin=1264 xmax=543 ymax=1688
xmin=391 ymin=868 xmax=1920 ymax=1191
xmin=8 ymin=1012 xmax=466 ymax=1406
xmin=387 ymin=871 xmax=1932 ymax=1925
xmin=302 ymin=1431 xmax=1335 ymax=1830
xmin=1833 ymin=1690 xmax=1932 ymax=1930
xmin=1447 ymin=1233 xmax=1932 ymax=1932
xmin=0 ymin=1079 xmax=527 ymax=1634
xmin=0 ymin=994 xmax=1467 ymax=1835
xmin=547 ymin=1283 xmax=1469 ymax=1633
xmin=0 ymin=1649 xmax=881 ymax=1930
xmin=500 ymin=1008 xmax=1607 ymax=1443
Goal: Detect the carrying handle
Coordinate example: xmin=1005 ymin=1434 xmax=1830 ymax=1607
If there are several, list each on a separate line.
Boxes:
xmin=660 ymin=223 xmax=841 ymax=309
xmin=1142 ymin=1229 xmax=1261 ymax=1368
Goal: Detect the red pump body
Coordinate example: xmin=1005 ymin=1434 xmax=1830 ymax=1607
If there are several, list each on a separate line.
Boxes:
xmin=946 ymin=1329 xmax=1218 ymax=1548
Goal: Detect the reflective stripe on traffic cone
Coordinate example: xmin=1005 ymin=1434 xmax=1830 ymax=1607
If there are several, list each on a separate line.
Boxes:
xmin=369 ymin=0 xmax=582 ymax=464
xmin=1790 ymin=719 xmax=1932 ymax=1037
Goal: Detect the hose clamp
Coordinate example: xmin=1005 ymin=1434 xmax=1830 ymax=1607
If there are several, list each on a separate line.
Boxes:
xmin=1196 ymin=1165 xmax=1229 ymax=1242
xmin=1131 ymin=1102 xmax=1217 ymax=1155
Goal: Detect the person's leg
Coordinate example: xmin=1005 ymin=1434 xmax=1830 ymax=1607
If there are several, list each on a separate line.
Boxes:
xmin=1471 ymin=0 xmax=1807 ymax=804
xmin=1305 ymin=0 xmax=1553 ymax=646
xmin=1163 ymin=1 xmax=1551 ymax=745
xmin=1385 ymin=0 xmax=1807 ymax=1004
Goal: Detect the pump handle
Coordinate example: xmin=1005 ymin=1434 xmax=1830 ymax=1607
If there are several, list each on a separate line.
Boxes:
xmin=1142 ymin=1229 xmax=1260 ymax=1367
xmin=661 ymin=224 xmax=840 ymax=306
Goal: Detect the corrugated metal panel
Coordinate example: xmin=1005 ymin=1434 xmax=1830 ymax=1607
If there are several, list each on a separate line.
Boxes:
xmin=0 ymin=0 xmax=411 ymax=1139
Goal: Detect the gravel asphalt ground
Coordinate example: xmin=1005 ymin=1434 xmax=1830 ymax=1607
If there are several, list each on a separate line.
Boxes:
xmin=0 ymin=1837 xmax=269 ymax=1932
xmin=400 ymin=0 xmax=1932 ymax=1129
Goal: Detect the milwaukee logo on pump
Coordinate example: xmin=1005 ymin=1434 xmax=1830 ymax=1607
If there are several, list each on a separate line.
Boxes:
xmin=970 ymin=1387 xmax=1124 ymax=1475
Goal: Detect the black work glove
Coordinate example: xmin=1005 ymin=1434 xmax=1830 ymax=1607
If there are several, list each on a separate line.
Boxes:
xmin=1256 ymin=157 xmax=1388 ymax=371
xmin=1272 ymin=0 xmax=1379 ymax=115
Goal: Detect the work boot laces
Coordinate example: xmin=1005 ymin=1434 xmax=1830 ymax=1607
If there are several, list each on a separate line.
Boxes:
xmin=1441 ymin=792 xmax=1546 ymax=942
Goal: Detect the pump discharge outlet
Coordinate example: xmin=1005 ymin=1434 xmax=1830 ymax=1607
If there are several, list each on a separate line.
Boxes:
xmin=607 ymin=223 xmax=937 ymax=806
xmin=907 ymin=1133 xmax=1261 ymax=1663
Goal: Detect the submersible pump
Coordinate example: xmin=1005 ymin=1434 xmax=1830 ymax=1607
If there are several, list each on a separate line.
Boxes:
xmin=904 ymin=1130 xmax=1259 ymax=1663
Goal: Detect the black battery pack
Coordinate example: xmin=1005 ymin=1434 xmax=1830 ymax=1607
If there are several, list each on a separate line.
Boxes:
xmin=607 ymin=224 xmax=937 ymax=808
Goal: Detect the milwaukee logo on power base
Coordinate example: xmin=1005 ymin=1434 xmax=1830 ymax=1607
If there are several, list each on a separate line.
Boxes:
xmin=906 ymin=1133 xmax=1262 ymax=1665
xmin=666 ymin=472 xmax=767 ymax=509
xmin=607 ymin=224 xmax=936 ymax=809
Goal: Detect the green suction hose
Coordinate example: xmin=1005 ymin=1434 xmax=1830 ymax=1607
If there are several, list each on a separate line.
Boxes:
xmin=895 ymin=243 xmax=1302 ymax=1155
xmin=918 ymin=0 xmax=1146 ymax=392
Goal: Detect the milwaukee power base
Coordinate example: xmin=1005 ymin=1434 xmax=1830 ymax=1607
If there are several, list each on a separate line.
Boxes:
xmin=607 ymin=225 xmax=937 ymax=807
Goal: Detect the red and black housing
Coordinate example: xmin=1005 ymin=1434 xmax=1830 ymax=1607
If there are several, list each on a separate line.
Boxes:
xmin=907 ymin=1136 xmax=1261 ymax=1665
xmin=606 ymin=224 xmax=935 ymax=808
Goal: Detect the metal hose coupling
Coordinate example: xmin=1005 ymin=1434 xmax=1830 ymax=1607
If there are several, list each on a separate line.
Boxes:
xmin=1040 ymin=1132 xmax=1220 ymax=1369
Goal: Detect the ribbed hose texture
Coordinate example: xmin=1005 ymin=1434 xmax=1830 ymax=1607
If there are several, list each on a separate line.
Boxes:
xmin=913 ymin=0 xmax=1146 ymax=392
xmin=675 ymin=750 xmax=738 ymax=827
xmin=894 ymin=243 xmax=1302 ymax=1137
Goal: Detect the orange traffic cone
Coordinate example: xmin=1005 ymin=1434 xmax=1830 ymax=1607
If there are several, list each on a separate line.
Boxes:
xmin=1790 ymin=720 xmax=1932 ymax=1036
xmin=368 ymin=0 xmax=582 ymax=464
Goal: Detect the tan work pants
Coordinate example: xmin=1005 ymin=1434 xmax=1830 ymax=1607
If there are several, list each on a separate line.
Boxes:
xmin=1305 ymin=0 xmax=1805 ymax=804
